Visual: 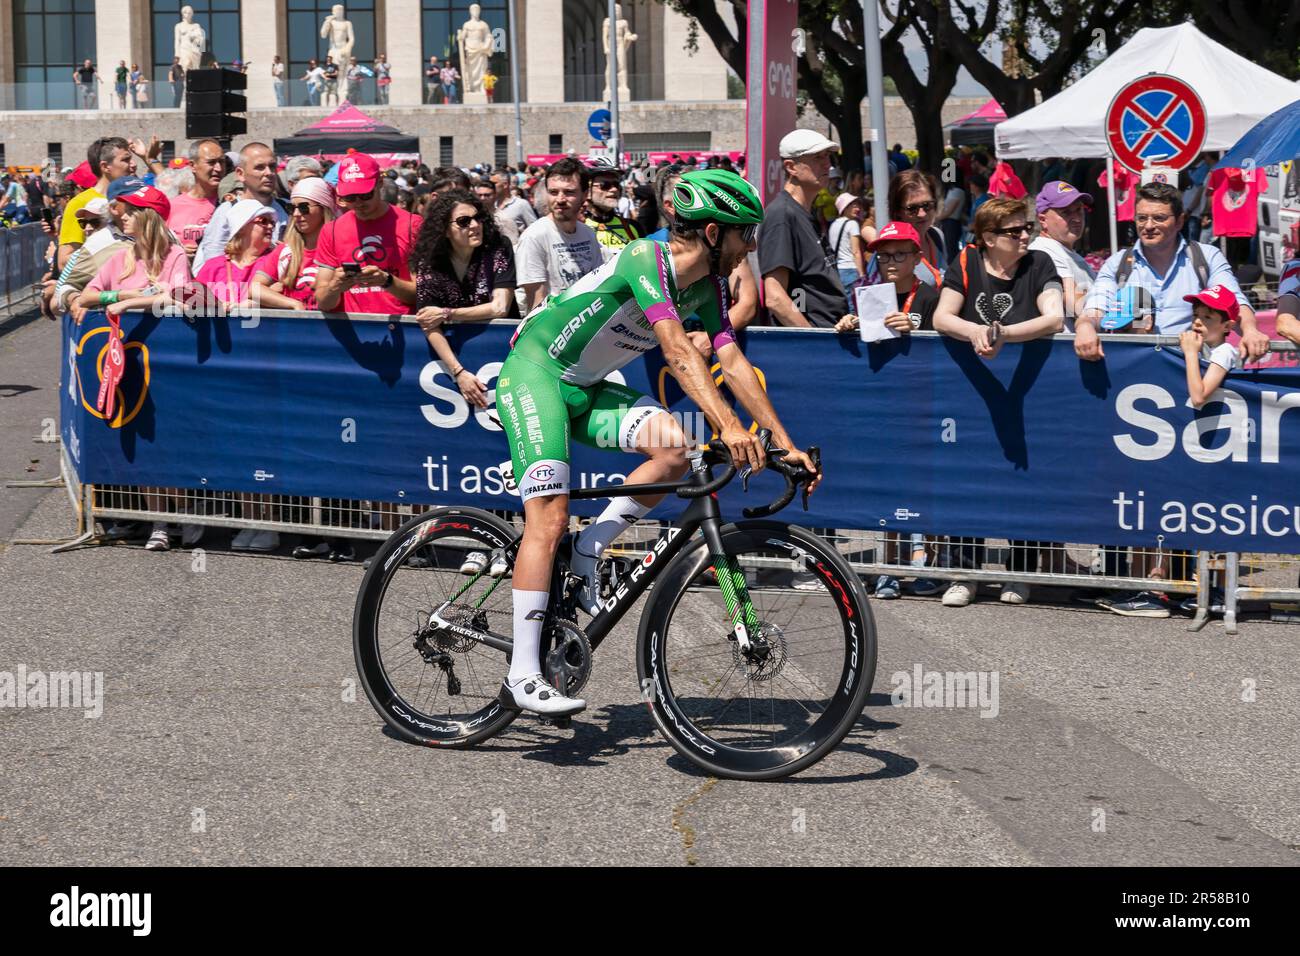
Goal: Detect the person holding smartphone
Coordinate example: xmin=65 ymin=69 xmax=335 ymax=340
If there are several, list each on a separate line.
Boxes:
xmin=314 ymin=152 xmax=422 ymax=313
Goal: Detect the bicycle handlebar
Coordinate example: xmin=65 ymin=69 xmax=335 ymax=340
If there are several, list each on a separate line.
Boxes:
xmin=676 ymin=428 xmax=821 ymax=519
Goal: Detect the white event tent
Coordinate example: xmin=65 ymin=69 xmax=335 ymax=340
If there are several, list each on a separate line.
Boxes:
xmin=995 ymin=23 xmax=1300 ymax=161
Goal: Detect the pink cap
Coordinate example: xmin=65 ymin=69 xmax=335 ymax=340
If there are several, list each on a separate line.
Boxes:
xmin=1183 ymin=285 xmax=1240 ymax=324
xmin=335 ymin=152 xmax=381 ymax=197
xmin=867 ymin=220 xmax=922 ymax=252
xmin=116 ymin=184 xmax=171 ymax=220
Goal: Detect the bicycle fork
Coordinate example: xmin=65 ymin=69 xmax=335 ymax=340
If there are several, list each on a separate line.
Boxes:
xmin=699 ymin=513 xmax=759 ymax=653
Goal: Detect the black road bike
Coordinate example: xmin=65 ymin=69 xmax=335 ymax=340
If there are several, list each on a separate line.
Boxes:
xmin=353 ymin=433 xmax=877 ymax=780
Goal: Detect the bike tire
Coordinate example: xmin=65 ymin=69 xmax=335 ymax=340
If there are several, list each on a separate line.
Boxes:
xmin=353 ymin=506 xmax=521 ymax=748
xmin=636 ymin=521 xmax=876 ymax=780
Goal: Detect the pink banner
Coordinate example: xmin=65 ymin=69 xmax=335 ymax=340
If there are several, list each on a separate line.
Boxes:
xmin=747 ymin=0 xmax=799 ymax=206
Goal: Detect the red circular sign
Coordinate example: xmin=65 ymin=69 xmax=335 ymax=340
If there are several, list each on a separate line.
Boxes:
xmin=1105 ymin=74 xmax=1206 ymax=173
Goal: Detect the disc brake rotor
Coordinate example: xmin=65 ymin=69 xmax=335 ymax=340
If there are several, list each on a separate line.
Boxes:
xmin=732 ymin=621 xmax=788 ymax=682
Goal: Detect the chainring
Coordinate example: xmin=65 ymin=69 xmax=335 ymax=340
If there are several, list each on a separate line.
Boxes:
xmin=543 ymin=618 xmax=593 ymax=696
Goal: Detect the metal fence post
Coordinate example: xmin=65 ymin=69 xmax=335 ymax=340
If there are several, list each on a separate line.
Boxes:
xmin=1224 ymin=551 xmax=1240 ymax=635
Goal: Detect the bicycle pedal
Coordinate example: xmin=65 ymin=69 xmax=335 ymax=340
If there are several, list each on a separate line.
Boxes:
xmin=537 ymin=715 xmax=573 ymax=730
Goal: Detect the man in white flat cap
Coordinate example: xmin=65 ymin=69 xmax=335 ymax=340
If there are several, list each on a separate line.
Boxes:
xmin=756 ymin=129 xmax=852 ymax=328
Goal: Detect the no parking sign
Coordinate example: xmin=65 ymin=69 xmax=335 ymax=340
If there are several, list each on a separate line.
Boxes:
xmin=1105 ymin=74 xmax=1206 ymax=173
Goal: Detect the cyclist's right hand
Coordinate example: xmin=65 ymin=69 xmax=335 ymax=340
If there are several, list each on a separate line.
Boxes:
xmin=720 ymin=421 xmax=764 ymax=474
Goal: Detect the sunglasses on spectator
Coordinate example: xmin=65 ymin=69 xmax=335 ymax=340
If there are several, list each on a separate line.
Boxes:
xmin=339 ymin=189 xmax=375 ymax=203
xmin=904 ymin=201 xmax=936 ymax=214
xmin=453 ymin=213 xmax=488 ymax=229
xmin=291 ymin=201 xmax=319 ymax=215
xmin=875 ymin=251 xmax=916 ymax=263
xmin=990 ymin=223 xmax=1032 ymax=236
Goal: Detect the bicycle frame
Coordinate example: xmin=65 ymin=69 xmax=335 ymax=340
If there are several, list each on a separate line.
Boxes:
xmin=431 ymin=457 xmax=736 ymax=655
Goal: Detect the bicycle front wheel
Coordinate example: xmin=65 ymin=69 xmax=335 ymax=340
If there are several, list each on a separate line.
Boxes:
xmin=636 ymin=521 xmax=876 ymax=780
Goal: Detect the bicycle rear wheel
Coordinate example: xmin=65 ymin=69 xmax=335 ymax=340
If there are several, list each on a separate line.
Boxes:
xmin=636 ymin=521 xmax=876 ymax=780
xmin=353 ymin=506 xmax=520 ymax=747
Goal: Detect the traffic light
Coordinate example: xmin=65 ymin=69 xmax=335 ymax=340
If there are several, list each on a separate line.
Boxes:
xmin=186 ymin=68 xmax=247 ymax=140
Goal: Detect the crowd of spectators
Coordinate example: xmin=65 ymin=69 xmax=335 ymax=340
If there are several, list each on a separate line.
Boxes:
xmin=10 ymin=126 xmax=1296 ymax=617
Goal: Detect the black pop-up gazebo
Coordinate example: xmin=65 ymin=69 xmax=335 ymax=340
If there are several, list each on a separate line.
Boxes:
xmin=272 ymin=102 xmax=420 ymax=160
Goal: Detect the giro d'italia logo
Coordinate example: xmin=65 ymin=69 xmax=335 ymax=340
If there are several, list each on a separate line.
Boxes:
xmin=73 ymin=323 xmax=150 ymax=428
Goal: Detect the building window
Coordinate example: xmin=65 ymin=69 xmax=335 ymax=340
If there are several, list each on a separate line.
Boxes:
xmin=13 ymin=0 xmax=97 ymax=110
xmin=421 ymin=1 xmax=511 ymax=101
xmin=289 ymin=0 xmax=377 ymax=104
xmin=548 ymin=134 xmax=562 ymax=154
xmin=151 ymin=2 xmax=242 ymax=85
xmin=0 ymin=145 xmax=6 ymax=168
xmin=494 ymin=135 xmax=508 ymax=168
xmin=439 ymin=136 xmax=454 ymax=165
xmin=47 ymin=143 xmax=63 ymax=166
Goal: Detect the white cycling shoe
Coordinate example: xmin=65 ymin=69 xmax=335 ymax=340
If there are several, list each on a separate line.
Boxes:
xmin=460 ymin=549 xmax=509 ymax=577
xmin=501 ymin=673 xmax=586 ymax=717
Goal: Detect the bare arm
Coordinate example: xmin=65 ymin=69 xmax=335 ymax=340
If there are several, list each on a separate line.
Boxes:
xmin=522 ymin=281 xmax=547 ymax=313
xmin=726 ymin=258 xmax=758 ymax=331
xmin=996 ymin=287 xmax=1065 ymax=342
xmin=762 ymin=268 xmax=812 ymax=327
xmin=445 ymin=287 xmax=515 ymax=322
xmin=1276 ymin=294 xmax=1300 ymax=344
xmin=1180 ymin=332 xmax=1229 ymax=408
xmin=249 ymin=281 xmax=304 ymax=311
xmin=653 ymin=318 xmax=762 ymax=472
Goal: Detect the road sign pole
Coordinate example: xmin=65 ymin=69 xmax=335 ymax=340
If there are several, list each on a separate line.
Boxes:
xmin=862 ymin=0 xmax=890 ymax=232
xmin=509 ymin=0 xmax=523 ymax=166
xmin=1107 ymin=155 xmax=1118 ymax=252
xmin=607 ymin=0 xmax=620 ymax=161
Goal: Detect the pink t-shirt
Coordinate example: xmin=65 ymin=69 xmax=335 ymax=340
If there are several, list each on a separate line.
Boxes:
xmin=194 ymin=250 xmax=279 ymax=305
xmin=167 ymin=193 xmax=217 ymax=248
xmin=315 ymin=206 xmax=422 ymax=314
xmin=1208 ymin=167 xmax=1267 ymax=238
xmin=271 ymin=244 xmax=322 ymax=309
xmin=85 ymin=245 xmax=191 ymax=296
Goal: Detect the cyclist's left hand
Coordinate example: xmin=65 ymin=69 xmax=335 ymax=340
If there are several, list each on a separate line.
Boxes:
xmin=784 ymin=447 xmax=822 ymax=495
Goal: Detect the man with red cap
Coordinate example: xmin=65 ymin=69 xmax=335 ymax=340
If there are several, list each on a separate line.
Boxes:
xmin=314 ymin=152 xmax=422 ymax=314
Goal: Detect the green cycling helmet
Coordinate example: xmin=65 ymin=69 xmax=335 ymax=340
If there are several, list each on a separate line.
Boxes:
xmin=672 ymin=169 xmax=764 ymax=227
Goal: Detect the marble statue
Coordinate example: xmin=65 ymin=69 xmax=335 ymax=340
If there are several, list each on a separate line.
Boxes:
xmin=321 ymin=5 xmax=356 ymax=99
xmin=174 ymin=5 xmax=207 ymax=72
xmin=458 ymin=3 xmax=493 ymax=103
xmin=602 ymin=4 xmax=637 ymax=102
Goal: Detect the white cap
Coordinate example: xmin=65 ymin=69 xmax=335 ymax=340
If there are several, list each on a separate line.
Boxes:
xmin=76 ymin=197 xmax=110 ymax=219
xmin=226 ymin=198 xmax=277 ymax=238
xmin=778 ymin=129 xmax=840 ymax=159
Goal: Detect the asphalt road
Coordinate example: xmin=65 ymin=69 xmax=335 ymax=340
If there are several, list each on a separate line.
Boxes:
xmin=1 ymin=315 xmax=1298 ymax=866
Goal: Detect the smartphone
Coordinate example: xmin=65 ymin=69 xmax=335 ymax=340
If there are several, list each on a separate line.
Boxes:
xmin=342 ymin=262 xmax=362 ymax=275
xmin=41 ymin=207 xmax=54 ymax=226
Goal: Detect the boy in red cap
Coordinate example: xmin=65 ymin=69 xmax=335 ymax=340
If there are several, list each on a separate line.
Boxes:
xmin=834 ymin=220 xmax=939 ymax=334
xmin=1179 ymin=285 xmax=1241 ymax=408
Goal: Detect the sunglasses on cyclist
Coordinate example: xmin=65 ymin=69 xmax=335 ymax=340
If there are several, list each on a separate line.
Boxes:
xmin=734 ymin=224 xmax=757 ymax=243
xmin=453 ymin=213 xmax=488 ymax=229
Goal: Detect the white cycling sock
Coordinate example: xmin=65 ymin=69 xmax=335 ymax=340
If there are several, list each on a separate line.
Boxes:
xmin=508 ymin=589 xmax=549 ymax=684
xmin=573 ymin=498 xmax=652 ymax=572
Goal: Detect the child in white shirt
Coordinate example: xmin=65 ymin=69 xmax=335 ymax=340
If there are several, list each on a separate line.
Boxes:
xmin=1179 ymin=285 xmax=1242 ymax=408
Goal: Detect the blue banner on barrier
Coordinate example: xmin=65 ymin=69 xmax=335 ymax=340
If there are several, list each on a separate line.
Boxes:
xmin=60 ymin=310 xmax=1300 ymax=553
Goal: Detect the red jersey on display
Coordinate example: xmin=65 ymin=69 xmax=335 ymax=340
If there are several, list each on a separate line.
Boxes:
xmin=315 ymin=206 xmax=423 ymax=313
xmin=1207 ymin=167 xmax=1267 ymax=238
xmin=1097 ymin=165 xmax=1138 ymax=222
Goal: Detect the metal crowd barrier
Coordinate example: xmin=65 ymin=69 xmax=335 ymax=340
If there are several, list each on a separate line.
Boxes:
xmin=0 ymin=221 xmax=49 ymax=313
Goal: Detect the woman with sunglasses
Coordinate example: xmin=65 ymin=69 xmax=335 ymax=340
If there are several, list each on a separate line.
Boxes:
xmin=932 ymin=195 xmax=1064 ymax=609
xmin=410 ymin=189 xmax=520 ymax=410
xmin=864 ymin=170 xmax=948 ymax=288
xmin=193 ymin=199 xmax=303 ymax=311
xmin=253 ymin=178 xmax=337 ymax=310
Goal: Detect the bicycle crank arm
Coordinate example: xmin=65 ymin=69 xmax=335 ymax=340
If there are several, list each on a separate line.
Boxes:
xmin=428 ymin=607 xmax=514 ymax=655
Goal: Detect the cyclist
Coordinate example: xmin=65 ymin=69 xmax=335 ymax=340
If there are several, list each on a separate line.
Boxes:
xmin=496 ymin=169 xmax=821 ymax=716
xmin=583 ymin=156 xmax=641 ymax=258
